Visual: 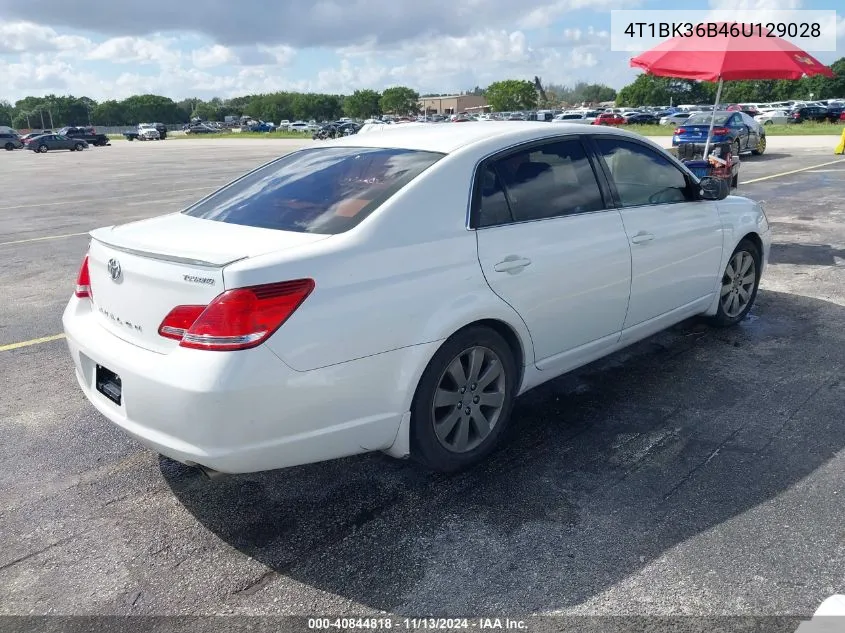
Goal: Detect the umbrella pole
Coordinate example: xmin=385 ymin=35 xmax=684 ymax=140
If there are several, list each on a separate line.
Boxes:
xmin=703 ymin=76 xmax=723 ymax=159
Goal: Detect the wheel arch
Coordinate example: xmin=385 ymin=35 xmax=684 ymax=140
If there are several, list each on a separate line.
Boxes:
xmin=383 ymin=314 xmax=532 ymax=460
xmin=409 ymin=317 xmax=529 ymax=410
xmin=454 ymin=318 xmax=526 ymax=389
xmin=740 ymin=230 xmax=763 ymax=257
xmin=704 ymin=229 xmax=765 ymax=316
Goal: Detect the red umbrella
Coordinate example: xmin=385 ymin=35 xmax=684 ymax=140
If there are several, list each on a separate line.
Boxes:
xmin=630 ymin=22 xmax=835 ymax=154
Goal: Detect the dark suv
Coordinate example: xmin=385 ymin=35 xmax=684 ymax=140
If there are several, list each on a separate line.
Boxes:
xmin=788 ymin=105 xmax=830 ymax=123
xmin=1 ymin=131 xmax=23 ymax=150
xmin=58 ymin=126 xmax=110 ymax=146
xmin=824 ymin=103 xmax=844 ymax=121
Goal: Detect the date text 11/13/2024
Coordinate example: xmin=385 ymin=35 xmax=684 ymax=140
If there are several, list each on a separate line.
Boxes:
xmin=307 ymin=618 xmax=528 ymax=630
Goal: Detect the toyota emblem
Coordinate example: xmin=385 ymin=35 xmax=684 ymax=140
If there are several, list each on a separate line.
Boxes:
xmin=107 ymin=258 xmax=122 ymax=281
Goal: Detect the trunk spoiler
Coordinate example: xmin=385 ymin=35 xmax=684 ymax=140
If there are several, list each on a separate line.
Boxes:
xmin=89 ymin=227 xmax=248 ymax=268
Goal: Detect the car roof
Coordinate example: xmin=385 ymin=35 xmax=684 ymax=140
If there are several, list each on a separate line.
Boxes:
xmin=318 ymin=121 xmax=640 ymax=154
xmin=688 ymin=111 xmax=733 ymax=117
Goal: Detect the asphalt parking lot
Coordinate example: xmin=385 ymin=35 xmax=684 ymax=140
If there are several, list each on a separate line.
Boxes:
xmin=1 ymin=137 xmax=843 ymax=619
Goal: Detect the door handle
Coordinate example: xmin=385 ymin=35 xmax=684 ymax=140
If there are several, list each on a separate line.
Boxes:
xmin=630 ymin=232 xmax=655 ymax=244
xmin=494 ymin=255 xmax=532 ymax=273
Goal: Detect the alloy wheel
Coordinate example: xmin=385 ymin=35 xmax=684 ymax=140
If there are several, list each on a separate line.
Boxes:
xmin=431 ymin=346 xmax=506 ymax=453
xmin=720 ymin=250 xmax=757 ymax=318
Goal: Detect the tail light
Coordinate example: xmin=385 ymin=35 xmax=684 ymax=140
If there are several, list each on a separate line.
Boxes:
xmin=675 ymin=127 xmax=685 ymax=134
xmin=711 ymin=127 xmax=729 ymax=136
xmin=158 ymin=279 xmax=315 ymax=351
xmin=75 ymin=255 xmax=91 ymax=299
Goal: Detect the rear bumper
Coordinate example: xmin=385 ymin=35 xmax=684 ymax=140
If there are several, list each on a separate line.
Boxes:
xmin=672 ymin=137 xmax=732 ymax=147
xmin=62 ymin=296 xmax=427 ymax=473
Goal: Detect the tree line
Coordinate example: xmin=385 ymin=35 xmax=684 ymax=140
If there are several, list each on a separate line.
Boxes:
xmin=1 ymin=57 xmax=841 ymax=129
xmin=616 ymin=57 xmax=845 ymax=106
xmin=0 ymin=87 xmax=423 ymax=129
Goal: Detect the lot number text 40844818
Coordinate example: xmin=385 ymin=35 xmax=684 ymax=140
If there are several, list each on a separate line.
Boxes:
xmin=307 ymin=618 xmax=528 ymax=630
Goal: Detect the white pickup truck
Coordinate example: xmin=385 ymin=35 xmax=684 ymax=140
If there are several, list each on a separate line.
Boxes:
xmin=123 ymin=124 xmax=161 ymax=141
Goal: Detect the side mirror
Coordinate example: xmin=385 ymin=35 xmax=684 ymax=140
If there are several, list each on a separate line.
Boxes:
xmin=699 ymin=176 xmax=729 ymax=200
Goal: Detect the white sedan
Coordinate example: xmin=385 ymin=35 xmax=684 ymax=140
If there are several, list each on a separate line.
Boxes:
xmin=755 ymin=110 xmax=789 ymax=125
xmin=659 ymin=112 xmax=692 ymax=125
xmin=63 ymin=122 xmax=772 ymax=476
xmin=551 ymin=113 xmax=595 ymax=124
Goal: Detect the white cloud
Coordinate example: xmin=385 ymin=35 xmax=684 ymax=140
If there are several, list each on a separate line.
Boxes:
xmin=518 ymin=0 xmax=641 ymax=30
xmin=0 ymin=21 xmax=90 ymax=54
xmin=189 ymin=43 xmax=295 ymax=69
xmin=0 ymin=0 xmax=643 ymax=50
xmin=86 ymin=36 xmax=181 ymax=66
xmin=319 ymin=28 xmax=611 ymax=96
xmin=257 ymin=44 xmax=296 ymax=66
xmin=192 ymin=44 xmax=238 ymax=68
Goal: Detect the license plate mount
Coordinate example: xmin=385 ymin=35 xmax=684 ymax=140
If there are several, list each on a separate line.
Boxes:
xmin=95 ymin=364 xmax=122 ymax=406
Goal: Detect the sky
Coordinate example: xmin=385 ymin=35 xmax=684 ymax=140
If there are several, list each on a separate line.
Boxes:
xmin=0 ymin=0 xmax=842 ymax=102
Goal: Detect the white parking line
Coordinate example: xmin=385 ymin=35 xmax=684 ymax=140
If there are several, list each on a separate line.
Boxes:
xmin=740 ymin=158 xmax=845 ymax=184
xmin=0 ymin=232 xmax=89 ymax=246
xmin=0 ymin=185 xmax=216 ymax=211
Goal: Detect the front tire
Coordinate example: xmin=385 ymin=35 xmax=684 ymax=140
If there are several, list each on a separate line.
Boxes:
xmin=4 ymin=143 xmax=14 ymax=151
xmin=410 ymin=327 xmax=518 ymax=472
xmin=708 ymin=238 xmax=761 ymax=328
xmin=74 ymin=143 xmax=84 ymax=151
xmin=751 ymin=135 xmax=766 ymax=156
xmin=37 ymin=144 xmax=48 ymax=153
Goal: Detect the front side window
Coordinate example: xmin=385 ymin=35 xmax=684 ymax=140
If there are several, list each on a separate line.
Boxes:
xmin=183 ymin=146 xmax=444 ymax=234
xmin=487 ymin=139 xmax=605 ymax=223
xmin=595 ymin=138 xmax=692 ymax=207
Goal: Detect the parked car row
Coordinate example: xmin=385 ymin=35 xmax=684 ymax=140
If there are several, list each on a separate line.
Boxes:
xmin=0 ymin=127 xmax=106 ymax=153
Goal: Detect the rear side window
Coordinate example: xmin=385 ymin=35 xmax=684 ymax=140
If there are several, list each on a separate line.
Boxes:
xmin=183 ymin=146 xmax=444 ymax=234
xmin=491 ymin=139 xmax=606 ymax=223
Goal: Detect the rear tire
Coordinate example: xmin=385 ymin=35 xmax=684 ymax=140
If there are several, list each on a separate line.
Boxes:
xmin=4 ymin=143 xmax=14 ymax=151
xmin=37 ymin=144 xmax=48 ymax=153
xmin=74 ymin=143 xmax=84 ymax=151
xmin=708 ymin=238 xmax=761 ymax=328
xmin=410 ymin=326 xmax=518 ymax=472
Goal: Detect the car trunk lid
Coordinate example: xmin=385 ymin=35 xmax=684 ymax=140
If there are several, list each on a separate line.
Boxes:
xmin=87 ymin=213 xmax=330 ymax=353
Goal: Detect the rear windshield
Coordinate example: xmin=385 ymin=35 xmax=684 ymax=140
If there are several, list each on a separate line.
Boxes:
xmin=685 ymin=112 xmax=731 ymax=125
xmin=183 ymin=146 xmax=443 ymax=234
